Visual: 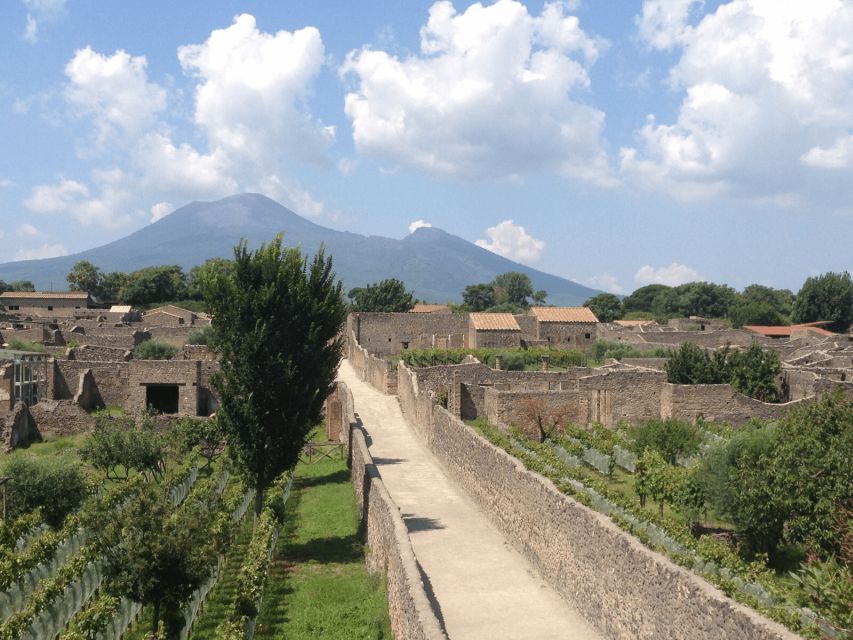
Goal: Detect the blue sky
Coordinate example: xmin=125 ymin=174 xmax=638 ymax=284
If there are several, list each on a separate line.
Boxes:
xmin=1 ymin=0 xmax=851 ymax=294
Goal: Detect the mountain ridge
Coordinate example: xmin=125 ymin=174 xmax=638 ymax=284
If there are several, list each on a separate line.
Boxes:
xmin=1 ymin=193 xmax=602 ymax=305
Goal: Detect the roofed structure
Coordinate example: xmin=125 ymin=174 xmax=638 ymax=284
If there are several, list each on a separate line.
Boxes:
xmin=0 ymin=291 xmax=89 ymax=300
xmin=410 ymin=304 xmax=451 ymax=313
xmin=530 ymin=307 xmax=598 ymax=323
xmin=469 ymin=313 xmax=521 ymax=331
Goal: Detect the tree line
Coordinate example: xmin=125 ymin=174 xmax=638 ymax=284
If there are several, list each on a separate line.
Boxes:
xmin=583 ymin=271 xmax=853 ymax=332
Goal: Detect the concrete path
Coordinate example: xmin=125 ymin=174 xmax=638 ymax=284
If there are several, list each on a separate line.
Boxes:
xmin=338 ymin=360 xmax=602 ymax=640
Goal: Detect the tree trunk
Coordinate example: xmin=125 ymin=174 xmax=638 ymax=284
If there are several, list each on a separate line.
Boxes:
xmin=254 ymin=485 xmax=265 ymax=519
xmin=151 ymin=598 xmax=161 ymax=640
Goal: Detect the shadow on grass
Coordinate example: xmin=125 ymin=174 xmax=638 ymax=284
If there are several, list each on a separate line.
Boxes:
xmin=285 ymin=532 xmax=363 ymax=564
xmin=296 ymin=468 xmax=351 ymax=488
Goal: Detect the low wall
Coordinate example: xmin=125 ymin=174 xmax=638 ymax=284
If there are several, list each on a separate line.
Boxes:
xmin=68 ymin=345 xmax=131 ymax=362
xmin=483 ymin=387 xmax=589 ymax=438
xmin=347 ymin=330 xmax=397 ymax=394
xmin=396 ymin=362 xmax=800 ymax=640
xmin=660 ymin=383 xmax=804 ymax=426
xmin=28 ymin=400 xmax=92 ymax=437
xmin=337 ymin=382 xmax=446 ymax=640
xmin=2 ymin=402 xmax=40 ymax=451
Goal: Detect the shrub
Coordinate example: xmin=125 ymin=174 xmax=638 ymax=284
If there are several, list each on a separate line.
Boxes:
xmin=6 ymin=338 xmax=45 ymax=352
xmin=80 ymin=416 xmax=165 ymax=480
xmin=186 ymin=325 xmax=213 ymax=346
xmin=0 ymin=456 xmax=89 ymax=527
xmin=629 ymin=419 xmax=703 ymax=465
xmin=134 ymin=339 xmax=178 ymax=360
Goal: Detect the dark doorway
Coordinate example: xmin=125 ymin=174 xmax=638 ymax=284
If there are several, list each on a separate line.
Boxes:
xmin=146 ymin=385 xmax=179 ymax=414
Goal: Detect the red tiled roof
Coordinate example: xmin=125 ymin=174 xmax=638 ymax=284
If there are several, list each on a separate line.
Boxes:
xmin=469 ymin=313 xmax=521 ymax=331
xmin=0 ymin=291 xmax=89 ymax=299
xmin=410 ymin=304 xmax=450 ymax=313
xmin=530 ymin=307 xmax=598 ymax=323
xmin=744 ymin=325 xmax=792 ymax=337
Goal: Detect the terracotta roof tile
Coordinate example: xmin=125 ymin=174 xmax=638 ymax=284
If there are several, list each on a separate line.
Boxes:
xmin=469 ymin=313 xmax=521 ymax=331
xmin=410 ymin=304 xmax=450 ymax=313
xmin=530 ymin=307 xmax=598 ymax=323
xmin=0 ymin=291 xmax=89 ymax=300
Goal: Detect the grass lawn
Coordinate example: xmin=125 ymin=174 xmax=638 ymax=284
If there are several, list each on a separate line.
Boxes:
xmin=254 ymin=455 xmax=392 ymax=640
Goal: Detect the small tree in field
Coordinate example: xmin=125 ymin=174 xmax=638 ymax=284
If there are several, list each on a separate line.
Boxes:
xmin=203 ymin=236 xmax=346 ymax=515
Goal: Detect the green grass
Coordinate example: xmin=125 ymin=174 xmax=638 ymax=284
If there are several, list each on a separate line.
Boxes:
xmin=6 ymin=432 xmax=88 ymax=458
xmin=90 ymin=405 xmax=125 ymax=417
xmin=254 ymin=456 xmax=392 ymax=640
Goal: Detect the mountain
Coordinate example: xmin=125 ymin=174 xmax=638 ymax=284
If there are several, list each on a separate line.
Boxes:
xmin=1 ymin=193 xmax=602 ymax=305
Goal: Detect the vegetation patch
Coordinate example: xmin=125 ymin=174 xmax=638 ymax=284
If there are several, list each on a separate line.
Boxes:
xmin=133 ymin=339 xmax=178 ymax=360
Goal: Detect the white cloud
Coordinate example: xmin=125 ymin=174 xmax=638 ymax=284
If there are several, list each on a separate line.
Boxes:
xmin=65 ymin=47 xmax=166 ymax=144
xmin=636 ymin=0 xmax=702 ymax=50
xmin=337 ymin=157 xmax=358 ymax=175
xmin=22 ymin=0 xmax=67 ymax=43
xmin=634 ymin=263 xmax=701 ymax=286
xmin=177 ymin=14 xmax=333 ymax=166
xmin=0 ymin=179 xmax=15 ymax=188
xmin=341 ymin=0 xmax=613 ymax=184
xmin=16 ymin=223 xmax=42 ymax=237
xmin=253 ymin=175 xmax=325 ymax=217
xmin=24 ymin=174 xmax=131 ymax=228
xmin=408 ymin=219 xmax=432 ymax=234
xmin=150 ymin=201 xmax=173 ymax=223
xmin=583 ymin=273 xmax=625 ymax=295
xmin=475 ymin=219 xmax=544 ymax=262
xmin=624 ymin=1 xmax=853 ymax=206
xmin=15 ymin=243 xmax=68 ymax=261
xmin=802 ymin=134 xmax=853 ymax=169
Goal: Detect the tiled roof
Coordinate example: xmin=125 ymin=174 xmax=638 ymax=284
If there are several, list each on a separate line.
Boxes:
xmin=109 ymin=305 xmax=132 ymax=313
xmin=614 ymin=319 xmax=655 ymax=327
xmin=410 ymin=304 xmax=450 ymax=313
xmin=0 ymin=291 xmax=89 ymax=299
xmin=469 ymin=313 xmax=521 ymax=331
xmin=744 ymin=325 xmax=792 ymax=337
xmin=530 ymin=306 xmax=598 ymax=323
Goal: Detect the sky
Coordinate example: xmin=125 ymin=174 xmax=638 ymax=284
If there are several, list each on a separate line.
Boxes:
xmin=0 ymin=0 xmax=851 ymax=295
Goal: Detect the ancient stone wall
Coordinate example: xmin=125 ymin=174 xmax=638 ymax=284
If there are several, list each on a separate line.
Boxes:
xmin=350 ymin=312 xmax=468 ymax=357
xmin=619 ymin=357 xmax=668 ymax=371
xmin=513 ymin=314 xmax=538 ymax=339
xmin=2 ymin=326 xmax=49 ymax=344
xmin=637 ymin=329 xmax=763 ymax=348
xmin=54 ymin=361 xmax=131 ymax=409
xmin=577 ymin=369 xmax=666 ymax=426
xmin=28 ymin=400 xmax=91 ymax=438
xmin=660 ymin=383 xmax=803 ymax=425
xmin=69 ymin=345 xmax=131 ymax=362
xmin=127 ymin=360 xmax=201 ymax=415
xmin=483 ymin=387 xmax=589 ymax=437
xmin=468 ymin=328 xmax=521 ymax=349
xmin=2 ymin=402 xmax=40 ymax=451
xmin=396 ymin=363 xmax=800 ymax=640
xmin=347 ymin=330 xmax=397 ymax=394
xmin=781 ymin=369 xmax=818 ymax=402
xmin=536 ymin=322 xmax=597 ymax=349
xmin=145 ymin=326 xmax=194 ymax=348
xmin=341 ymin=381 xmax=447 ymax=640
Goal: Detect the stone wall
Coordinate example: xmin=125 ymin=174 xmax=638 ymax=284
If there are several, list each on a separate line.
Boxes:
xmin=349 ymin=312 xmax=468 ymax=357
xmin=147 ymin=326 xmax=194 ymax=348
xmin=69 ymin=345 xmax=131 ymax=362
xmin=68 ymin=331 xmax=147 ymax=350
xmin=347 ymin=330 xmax=397 ymax=394
xmin=536 ymin=322 xmax=597 ymax=349
xmin=28 ymin=400 xmax=91 ymax=437
xmin=337 ymin=381 xmax=447 ymax=640
xmin=54 ymin=361 xmax=131 ymax=409
xmin=619 ymin=357 xmax=668 ymax=371
xmin=2 ymin=326 xmax=49 ymax=344
xmin=483 ymin=387 xmax=589 ymax=437
xmin=637 ymin=329 xmax=764 ymax=349
xmin=2 ymin=402 xmax=40 ymax=451
xmin=128 ymin=360 xmax=201 ymax=415
xmin=395 ymin=363 xmax=800 ymax=640
xmin=468 ymin=328 xmax=521 ymax=349
xmin=577 ymin=369 xmax=667 ymax=426
xmin=660 ymin=383 xmax=804 ymax=426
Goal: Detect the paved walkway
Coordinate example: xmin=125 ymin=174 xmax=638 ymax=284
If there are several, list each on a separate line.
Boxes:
xmin=338 ymin=360 xmax=601 ymax=640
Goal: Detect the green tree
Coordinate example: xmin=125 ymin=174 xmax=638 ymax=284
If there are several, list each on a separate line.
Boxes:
xmin=792 ymin=271 xmax=853 ymax=332
xmin=97 ymin=485 xmax=217 ymax=638
xmin=121 ymin=265 xmax=188 ymax=305
xmin=729 ymin=284 xmax=794 ymax=327
xmin=664 ymin=343 xmax=725 ymax=385
xmin=583 ymin=293 xmax=623 ymax=323
xmin=203 ymin=236 xmax=346 ymax=515
xmin=462 ymin=283 xmax=496 ymax=311
xmin=629 ymin=419 xmax=703 ymax=465
xmin=0 ymin=456 xmax=88 ymax=528
xmin=7 ymin=280 xmax=35 ymax=292
xmin=492 ymin=272 xmax=534 ymax=307
xmin=348 ymin=278 xmax=415 ymax=312
xmin=187 ymin=258 xmax=233 ymax=300
xmin=726 ymin=344 xmax=781 ymax=402
xmin=622 ymin=284 xmax=671 ymax=314
xmin=80 ymin=416 xmax=165 ymax=480
xmin=134 ymin=339 xmax=179 ymax=360
xmin=66 ymin=260 xmax=103 ymax=298
xmin=100 ymin=271 xmax=128 ymax=303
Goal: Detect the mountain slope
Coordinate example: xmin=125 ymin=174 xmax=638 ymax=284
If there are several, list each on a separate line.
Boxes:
xmin=1 ymin=193 xmax=601 ymax=305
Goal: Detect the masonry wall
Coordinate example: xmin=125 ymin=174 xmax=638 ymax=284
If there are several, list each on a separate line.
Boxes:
xmin=337 ymin=381 xmax=447 ymax=640
xmin=469 ymin=328 xmax=521 ymax=349
xmin=577 ymin=369 xmax=666 ymax=426
xmin=128 ymin=360 xmax=200 ymax=415
xmin=146 ymin=326 xmax=194 ymax=348
xmin=637 ymin=329 xmax=763 ymax=348
xmin=537 ymin=322 xmax=597 ymax=349
xmin=69 ymin=345 xmax=131 ymax=362
xmin=350 ymin=312 xmax=469 ymax=357
xmin=55 ymin=361 xmax=131 ymax=409
xmin=483 ymin=387 xmax=589 ymax=437
xmin=660 ymin=383 xmax=804 ymax=425
xmin=2 ymin=402 xmax=39 ymax=451
xmin=28 ymin=400 xmax=91 ymax=438
xmin=396 ymin=363 xmax=800 ymax=640
xmin=347 ymin=330 xmax=397 ymax=394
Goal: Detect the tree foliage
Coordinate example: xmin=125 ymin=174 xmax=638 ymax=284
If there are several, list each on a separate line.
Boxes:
xmin=348 ymin=278 xmax=415 ymax=312
xmin=461 ymin=272 xmax=544 ymax=311
xmin=462 ymin=283 xmax=496 ymax=311
xmin=792 ymin=270 xmax=853 ymax=332
xmin=80 ymin=416 xmax=165 ymax=480
xmin=203 ymin=235 xmax=346 ymax=514
xmin=629 ymin=419 xmax=703 ymax=465
xmin=187 ymin=258 xmax=234 ymax=301
xmin=0 ymin=455 xmax=88 ymax=528
xmin=121 ymin=265 xmax=188 ymax=306
xmin=583 ymin=293 xmax=623 ymax=323
xmin=134 ymin=339 xmax=178 ymax=360
xmin=66 ymin=261 xmax=104 ymax=298
xmin=728 ymin=284 xmax=793 ymax=327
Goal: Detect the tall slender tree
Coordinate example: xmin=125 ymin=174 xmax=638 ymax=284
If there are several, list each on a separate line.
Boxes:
xmin=203 ymin=235 xmax=346 ymax=515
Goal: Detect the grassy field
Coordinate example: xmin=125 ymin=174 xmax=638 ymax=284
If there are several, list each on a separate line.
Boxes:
xmin=254 ymin=456 xmax=392 ymax=640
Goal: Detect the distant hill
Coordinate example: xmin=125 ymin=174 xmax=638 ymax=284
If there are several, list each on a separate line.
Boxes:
xmin=0 ymin=193 xmax=602 ymax=305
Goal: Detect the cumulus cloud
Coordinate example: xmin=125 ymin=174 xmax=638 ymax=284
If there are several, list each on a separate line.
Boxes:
xmin=408 ymin=219 xmax=432 ymax=234
xmin=475 ymin=219 xmax=544 ymax=262
xmin=623 ymin=1 xmax=853 ymax=206
xmin=16 ymin=223 xmax=42 ymax=237
xmin=636 ymin=0 xmax=701 ymax=50
xmin=65 ymin=47 xmax=166 ymax=144
xmin=15 ymin=243 xmax=68 ymax=261
xmin=583 ymin=273 xmax=625 ymax=295
xmin=24 ymin=174 xmax=131 ymax=228
xmin=150 ymin=201 xmax=173 ymax=223
xmin=178 ymin=14 xmax=333 ymax=166
xmin=0 ymin=179 xmax=15 ymax=188
xmin=634 ymin=263 xmax=701 ymax=286
xmin=341 ymin=0 xmax=613 ymax=184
